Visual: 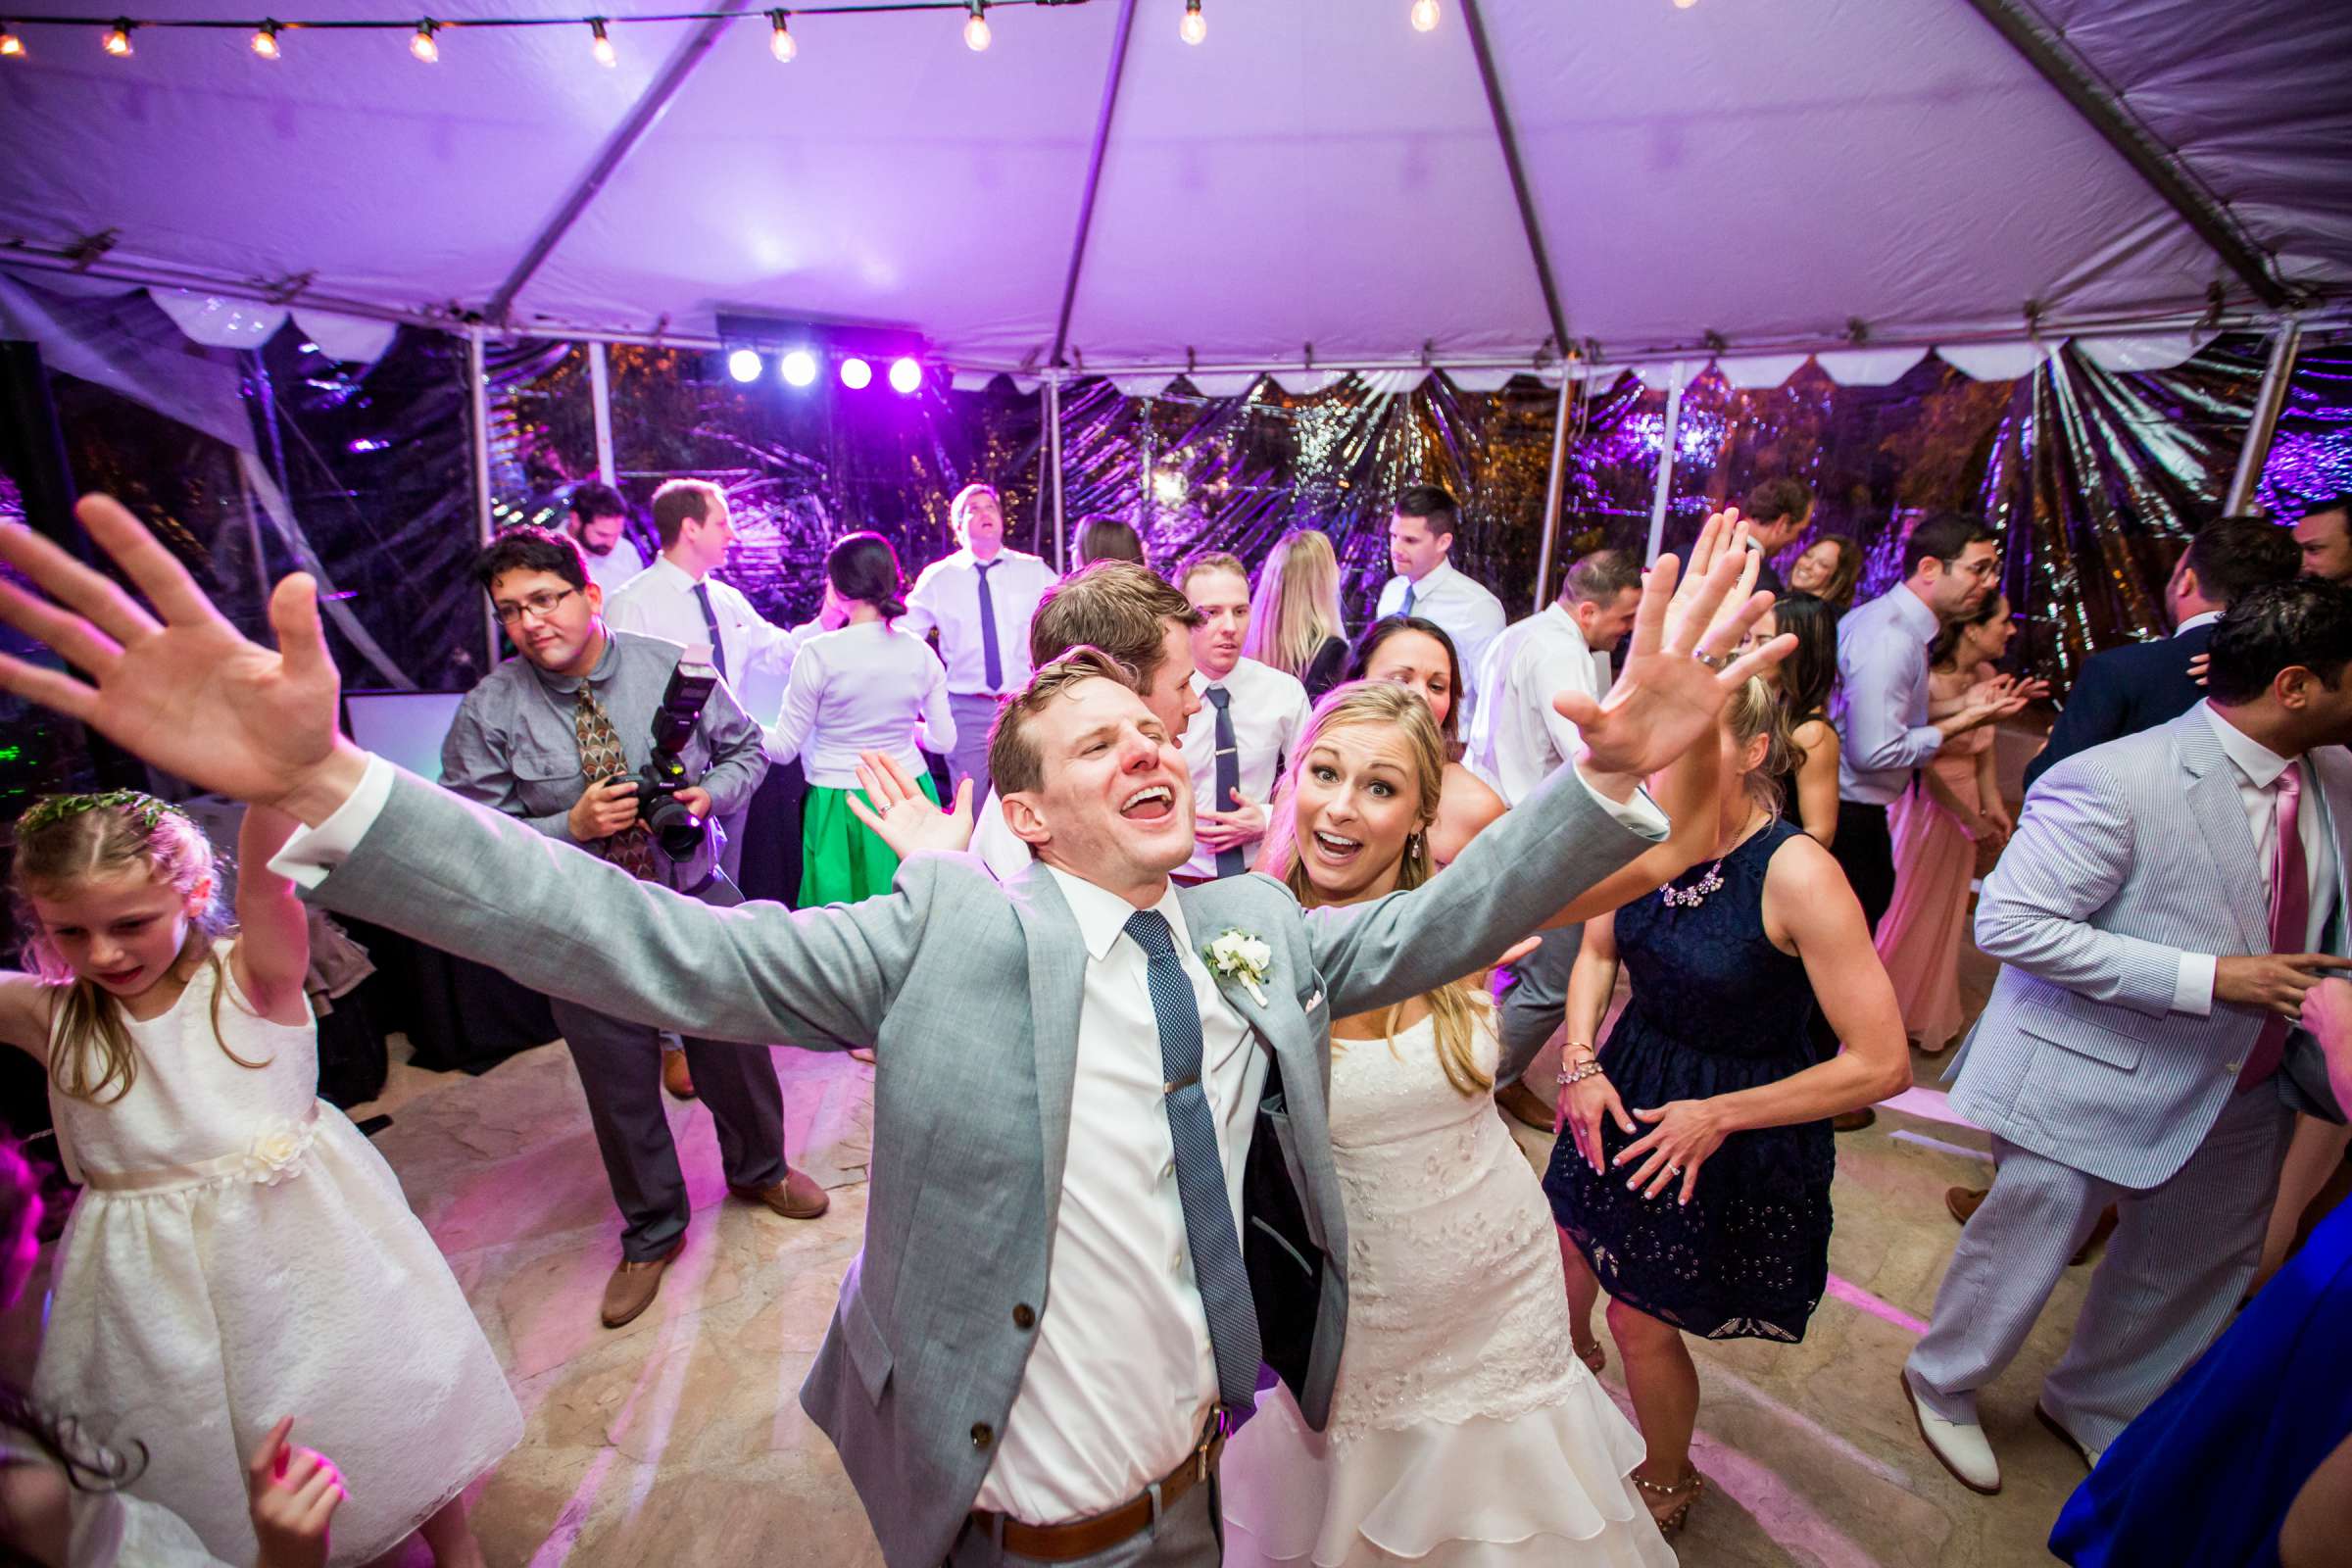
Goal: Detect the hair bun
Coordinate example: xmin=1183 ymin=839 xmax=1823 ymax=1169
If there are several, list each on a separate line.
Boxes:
xmin=879 ymin=594 xmax=909 ymax=621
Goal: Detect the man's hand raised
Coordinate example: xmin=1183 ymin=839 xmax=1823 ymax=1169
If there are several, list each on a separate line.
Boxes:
xmin=0 ymin=497 xmax=367 ymax=822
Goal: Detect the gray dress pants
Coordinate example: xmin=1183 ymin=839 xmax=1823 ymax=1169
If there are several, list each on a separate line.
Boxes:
xmin=947 ymin=692 xmax=1003 ymax=801
xmin=1494 ymin=922 xmax=1584 ymax=1087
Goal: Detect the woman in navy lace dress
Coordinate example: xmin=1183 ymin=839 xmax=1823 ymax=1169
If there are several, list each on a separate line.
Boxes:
xmin=1543 ymin=679 xmax=1911 ymax=1534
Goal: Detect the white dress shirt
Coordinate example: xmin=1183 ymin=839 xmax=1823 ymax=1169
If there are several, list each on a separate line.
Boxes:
xmin=1179 ymin=659 xmax=1312 ymax=880
xmin=766 ymin=621 xmax=955 ymax=787
xmin=1834 ymin=584 xmax=1947 ymax=806
xmin=579 ymin=534 xmax=648 ymax=598
xmin=1373 ymin=559 xmax=1507 ymax=714
xmin=1464 ymin=604 xmax=1608 ymax=808
xmin=2175 ymin=610 xmax=2223 ymax=636
xmin=605 ymin=555 xmax=806 ymax=726
xmin=902 ymin=547 xmax=1059 ymax=697
xmin=2172 ymin=702 xmax=2340 ymax=1013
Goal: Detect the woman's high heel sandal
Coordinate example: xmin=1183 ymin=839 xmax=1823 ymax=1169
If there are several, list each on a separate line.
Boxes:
xmin=1632 ymin=1466 xmax=1705 ymax=1536
xmin=1571 ymin=1332 xmax=1607 ymax=1374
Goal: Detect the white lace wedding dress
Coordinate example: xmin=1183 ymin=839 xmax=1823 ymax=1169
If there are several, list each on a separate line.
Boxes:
xmin=1221 ymin=997 xmax=1673 ymax=1567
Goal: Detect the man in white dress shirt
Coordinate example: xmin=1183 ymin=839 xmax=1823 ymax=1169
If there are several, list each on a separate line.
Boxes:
xmin=1467 ymin=549 xmax=1643 ymax=1126
xmin=564 ymin=480 xmax=649 ymax=598
xmin=903 ymin=482 xmax=1059 ymax=801
xmin=1374 ymin=485 xmax=1507 ymax=724
xmin=1172 ymin=553 xmax=1311 ymax=882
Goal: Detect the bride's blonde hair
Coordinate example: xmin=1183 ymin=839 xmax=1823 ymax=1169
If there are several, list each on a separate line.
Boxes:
xmin=1260 ymin=682 xmax=1492 ymax=1098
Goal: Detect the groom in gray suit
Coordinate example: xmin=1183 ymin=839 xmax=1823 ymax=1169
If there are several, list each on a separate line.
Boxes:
xmin=0 ymin=499 xmax=1788 ymax=1568
xmin=1903 ymin=579 xmax=2352 ymax=1496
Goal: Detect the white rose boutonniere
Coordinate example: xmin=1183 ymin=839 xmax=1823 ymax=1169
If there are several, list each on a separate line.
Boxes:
xmin=241 ymin=1114 xmax=318 ymax=1188
xmin=1203 ymin=929 xmax=1274 ymax=1005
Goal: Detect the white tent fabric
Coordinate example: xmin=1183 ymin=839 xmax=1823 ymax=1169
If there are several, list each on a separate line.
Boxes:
xmin=1 ymin=0 xmax=2344 ymax=374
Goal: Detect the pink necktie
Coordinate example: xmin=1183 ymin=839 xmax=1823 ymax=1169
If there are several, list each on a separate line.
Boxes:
xmin=2239 ymin=763 xmax=2308 ymax=1092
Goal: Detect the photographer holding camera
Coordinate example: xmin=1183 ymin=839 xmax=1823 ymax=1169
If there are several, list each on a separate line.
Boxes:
xmin=442 ymin=528 xmax=827 ymax=1330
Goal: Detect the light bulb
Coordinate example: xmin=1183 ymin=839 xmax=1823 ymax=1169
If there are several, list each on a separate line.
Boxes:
xmin=779 ymin=349 xmax=818 ymax=387
xmin=103 ymin=19 xmax=132 ymax=55
xmin=726 ymin=348 xmax=762 ymax=384
xmin=0 ymin=26 xmax=24 ymax=58
xmin=589 ymin=18 xmax=615 ymax=67
xmin=1180 ymin=0 xmax=1204 ymax=44
xmin=1674 ymin=0 xmax=1697 ymax=8
xmin=963 ymin=2 xmax=989 ymax=51
xmin=410 ymin=21 xmax=439 ymax=63
xmin=840 ymin=357 xmax=872 ymax=390
xmin=1409 ymin=0 xmax=1439 ymax=32
xmin=251 ymin=22 xmax=281 ymax=58
xmin=768 ymin=11 xmax=796 ymax=61
xmin=888 ymin=357 xmax=922 ymax=395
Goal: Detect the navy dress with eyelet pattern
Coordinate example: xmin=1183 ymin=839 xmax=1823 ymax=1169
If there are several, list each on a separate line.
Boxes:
xmin=1543 ymin=819 xmax=1836 ymax=1342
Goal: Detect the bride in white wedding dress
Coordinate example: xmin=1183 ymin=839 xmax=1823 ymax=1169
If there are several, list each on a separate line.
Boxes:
xmin=1220 ymin=680 xmax=1685 ymax=1568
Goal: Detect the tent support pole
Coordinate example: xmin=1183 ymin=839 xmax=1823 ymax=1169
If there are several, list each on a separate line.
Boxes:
xmin=467 ymin=325 xmax=498 ymax=669
xmin=1459 ymin=0 xmax=1570 ymax=358
xmin=1049 ymin=0 xmax=1140 ymax=372
xmin=2224 ymin=321 xmax=2302 ymax=515
xmin=1047 ymin=373 xmax=1066 ymax=572
xmin=1957 ymin=0 xmax=2289 ymax=310
xmin=1643 ymin=364 xmax=1686 ymax=566
xmin=589 ymin=341 xmax=618 ymax=486
xmin=1534 ymin=366 xmax=1575 ymax=608
xmin=485 ymin=1 xmax=754 ymax=325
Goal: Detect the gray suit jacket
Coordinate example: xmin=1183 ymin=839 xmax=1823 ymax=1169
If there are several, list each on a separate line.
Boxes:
xmin=1952 ymin=707 xmax=2352 ymax=1189
xmin=300 ymin=757 xmax=1654 ymax=1567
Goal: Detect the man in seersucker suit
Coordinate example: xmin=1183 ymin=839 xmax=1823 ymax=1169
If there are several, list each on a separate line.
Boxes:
xmin=1904 ymin=578 xmax=2352 ymax=1497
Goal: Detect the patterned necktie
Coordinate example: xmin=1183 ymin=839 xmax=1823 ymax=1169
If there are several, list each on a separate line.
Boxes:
xmin=1400 ymin=578 xmax=1416 ymax=618
xmin=1123 ymin=908 xmax=1261 ymax=1417
xmin=1204 ymin=686 xmax=1245 ymax=878
xmin=690 ymin=580 xmax=729 ymax=681
xmin=573 ymin=682 xmax=658 ymax=880
xmin=975 ymin=561 xmax=1004 ymax=694
xmin=2239 ymin=762 xmax=2309 ymax=1092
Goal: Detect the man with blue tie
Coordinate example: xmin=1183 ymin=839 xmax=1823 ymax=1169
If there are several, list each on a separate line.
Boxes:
xmin=904 ymin=482 xmax=1059 ymax=802
xmin=1172 ymin=552 xmax=1309 ymax=882
xmin=1374 ymin=485 xmax=1507 ymax=723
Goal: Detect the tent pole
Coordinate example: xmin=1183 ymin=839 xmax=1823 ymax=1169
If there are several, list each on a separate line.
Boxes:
xmin=589 ymin=341 xmax=618 ymax=486
xmin=467 ymin=325 xmax=498 ymax=669
xmin=1047 ymin=372 xmax=1067 ymax=573
xmin=1534 ymin=364 xmax=1575 ymax=608
xmin=1643 ymin=363 xmax=1686 ymax=566
xmin=2223 ymin=322 xmax=2302 ymax=515
xmin=1459 ymin=0 xmax=1571 ymax=358
xmin=1049 ymin=0 xmax=1140 ymax=373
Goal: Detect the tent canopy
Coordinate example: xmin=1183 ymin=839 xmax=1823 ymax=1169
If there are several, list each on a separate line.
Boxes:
xmin=4 ymin=0 xmax=2346 ymax=372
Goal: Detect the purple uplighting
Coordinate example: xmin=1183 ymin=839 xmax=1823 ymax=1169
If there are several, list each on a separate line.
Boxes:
xmin=839 ymin=357 xmax=872 ymax=391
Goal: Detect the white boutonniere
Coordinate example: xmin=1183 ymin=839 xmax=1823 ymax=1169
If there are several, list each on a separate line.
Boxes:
xmin=1203 ymin=929 xmax=1273 ymax=1005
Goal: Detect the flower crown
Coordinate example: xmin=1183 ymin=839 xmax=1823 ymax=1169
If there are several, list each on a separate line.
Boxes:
xmin=17 ymin=790 xmax=189 ymax=838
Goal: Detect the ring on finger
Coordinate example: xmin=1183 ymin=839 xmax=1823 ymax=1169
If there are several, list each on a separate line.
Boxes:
xmin=1692 ymin=650 xmax=1728 ymax=670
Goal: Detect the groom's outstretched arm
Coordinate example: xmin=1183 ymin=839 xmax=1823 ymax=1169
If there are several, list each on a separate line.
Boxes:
xmin=283 ymin=756 xmax=922 ymax=1047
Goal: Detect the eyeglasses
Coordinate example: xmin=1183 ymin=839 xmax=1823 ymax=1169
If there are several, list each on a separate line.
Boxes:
xmin=492 ymin=588 xmax=579 ymax=625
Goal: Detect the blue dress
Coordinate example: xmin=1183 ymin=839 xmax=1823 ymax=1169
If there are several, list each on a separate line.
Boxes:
xmin=2050 ymin=1199 xmax=2352 ymax=1566
xmin=1543 ymin=819 xmax=1835 ymax=1341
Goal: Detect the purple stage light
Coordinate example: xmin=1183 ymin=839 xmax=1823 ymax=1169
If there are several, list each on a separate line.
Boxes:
xmin=888 ymin=357 xmax=923 ymax=395
xmin=780 ymin=349 xmax=818 ymax=387
xmin=840 ymin=357 xmax=873 ymax=390
xmin=727 ymin=348 xmax=763 ymax=383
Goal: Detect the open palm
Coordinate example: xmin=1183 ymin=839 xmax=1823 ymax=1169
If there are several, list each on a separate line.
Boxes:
xmin=0 ymin=497 xmax=345 ymax=808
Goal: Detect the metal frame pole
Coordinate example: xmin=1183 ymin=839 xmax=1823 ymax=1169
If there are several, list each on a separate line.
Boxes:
xmin=589 ymin=340 xmax=618 ymax=485
xmin=2224 ymin=321 xmax=2302 ymax=514
xmin=1534 ymin=365 xmax=1575 ymax=607
xmin=1047 ymin=372 xmax=1067 ymax=573
xmin=467 ymin=324 xmax=499 ymax=667
xmin=1643 ymin=364 xmax=1686 ymax=566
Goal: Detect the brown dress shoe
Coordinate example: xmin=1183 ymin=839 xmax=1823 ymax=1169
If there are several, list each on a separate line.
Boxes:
xmin=1945 ymin=1185 xmax=1987 ymax=1227
xmin=1832 ymin=1107 xmax=1877 ymax=1133
xmin=1494 ymin=1078 xmax=1556 ymax=1133
xmin=662 ymin=1050 xmax=697 ymax=1101
xmin=732 ymin=1167 xmax=830 ymax=1220
xmin=601 ymin=1239 xmax=685 ymax=1329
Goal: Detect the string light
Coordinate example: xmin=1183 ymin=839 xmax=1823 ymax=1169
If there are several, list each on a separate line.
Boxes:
xmin=1179 ymin=0 xmax=1203 ymax=45
xmin=588 ymin=17 xmax=614 ymax=65
xmin=103 ymin=18 xmax=133 ymax=54
xmin=250 ymin=19 xmax=281 ymax=57
xmin=0 ymin=24 xmax=24 ymax=57
xmin=1673 ymin=0 xmax=1698 ymax=8
xmin=767 ymin=8 xmax=795 ymax=61
xmin=410 ymin=19 xmax=439 ymax=62
xmin=1409 ymin=0 xmax=1439 ymax=31
xmin=962 ymin=0 xmax=989 ymax=52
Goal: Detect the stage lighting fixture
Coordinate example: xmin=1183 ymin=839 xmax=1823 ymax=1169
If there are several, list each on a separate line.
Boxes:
xmin=963 ymin=0 xmax=990 ymax=52
xmin=251 ymin=21 xmax=282 ymax=58
xmin=768 ymin=9 xmax=796 ymax=61
xmin=888 ymin=357 xmax=923 ymax=395
xmin=727 ymin=348 xmax=763 ymax=383
xmin=840 ymin=357 xmax=873 ymax=391
xmin=103 ymin=19 xmax=132 ymax=55
xmin=589 ymin=17 xmax=615 ymax=67
xmin=0 ymin=24 xmax=26 ymax=57
xmin=1180 ymin=0 xmax=1204 ymax=45
xmin=411 ymin=21 xmax=440 ymax=62
xmin=1409 ymin=0 xmax=1439 ymax=31
xmin=780 ymin=349 xmax=819 ymax=387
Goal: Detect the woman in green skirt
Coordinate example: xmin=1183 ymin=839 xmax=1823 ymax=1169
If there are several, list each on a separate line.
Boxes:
xmin=771 ymin=531 xmax=957 ymax=904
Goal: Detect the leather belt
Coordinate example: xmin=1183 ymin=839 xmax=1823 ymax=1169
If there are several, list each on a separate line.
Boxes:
xmin=968 ymin=1423 xmax=1226 ymax=1562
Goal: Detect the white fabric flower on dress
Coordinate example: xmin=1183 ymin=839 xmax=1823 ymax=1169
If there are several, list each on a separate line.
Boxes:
xmin=1203 ymin=929 xmax=1274 ymax=1004
xmin=241 ymin=1115 xmax=317 ymax=1187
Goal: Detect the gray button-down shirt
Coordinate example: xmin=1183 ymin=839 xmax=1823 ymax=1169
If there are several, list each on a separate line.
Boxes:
xmin=1834 ymin=583 xmax=1947 ymax=807
xmin=440 ymin=628 xmax=768 ymax=893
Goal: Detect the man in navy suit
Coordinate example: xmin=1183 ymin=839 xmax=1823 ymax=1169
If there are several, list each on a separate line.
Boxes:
xmin=2026 ymin=516 xmax=2299 ymax=792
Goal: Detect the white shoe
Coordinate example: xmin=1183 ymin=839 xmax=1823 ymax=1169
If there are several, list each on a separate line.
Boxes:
xmin=1903 ymin=1372 xmax=2002 ymax=1494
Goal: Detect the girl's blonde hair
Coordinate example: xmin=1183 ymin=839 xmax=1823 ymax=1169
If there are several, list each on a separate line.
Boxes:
xmin=9 ymin=793 xmax=258 ymax=1103
xmin=1726 ymin=676 xmax=1796 ymax=814
xmin=1259 ymin=682 xmax=1491 ymax=1098
xmin=1244 ymin=530 xmax=1346 ymax=682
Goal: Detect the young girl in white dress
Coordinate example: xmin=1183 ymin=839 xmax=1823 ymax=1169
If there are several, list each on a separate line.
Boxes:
xmin=0 ymin=791 xmax=520 ymax=1567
